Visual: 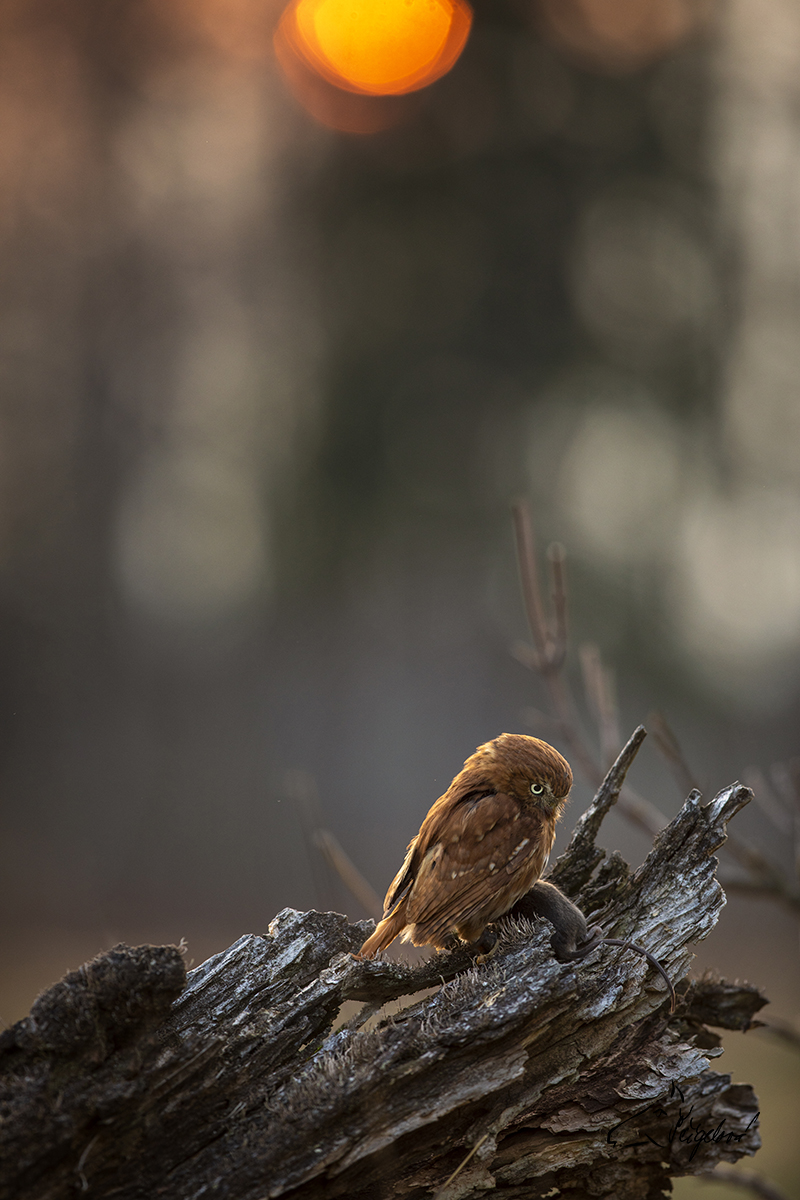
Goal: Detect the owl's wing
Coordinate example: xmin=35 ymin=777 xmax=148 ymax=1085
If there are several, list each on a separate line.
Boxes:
xmin=405 ymin=791 xmax=551 ymax=939
xmin=382 ymin=838 xmax=418 ymax=916
xmin=381 ymin=785 xmax=509 ymax=916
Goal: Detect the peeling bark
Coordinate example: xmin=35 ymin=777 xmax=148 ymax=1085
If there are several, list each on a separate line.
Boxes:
xmin=1 ymin=736 xmax=766 ymax=1200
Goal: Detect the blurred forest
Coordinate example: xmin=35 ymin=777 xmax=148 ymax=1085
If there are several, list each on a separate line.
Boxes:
xmin=0 ymin=0 xmax=799 ymax=1193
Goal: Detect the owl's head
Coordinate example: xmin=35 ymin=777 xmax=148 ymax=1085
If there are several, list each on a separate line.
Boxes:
xmin=465 ymin=733 xmax=573 ymax=813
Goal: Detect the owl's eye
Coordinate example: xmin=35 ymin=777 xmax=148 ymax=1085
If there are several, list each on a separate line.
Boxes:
xmin=530 ymin=783 xmax=544 ymax=795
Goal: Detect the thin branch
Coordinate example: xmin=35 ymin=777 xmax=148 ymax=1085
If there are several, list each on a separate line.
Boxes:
xmin=699 ymin=1164 xmax=790 ymax=1200
xmin=647 ymin=721 xmax=800 ymax=918
xmin=550 ymin=726 xmax=648 ymax=896
xmin=614 ymin=790 xmax=666 ymax=839
xmin=511 ymin=499 xmax=550 ymax=666
xmin=769 ymin=759 xmax=800 ymax=812
xmin=649 ymin=710 xmax=699 ymax=798
xmin=720 ymin=877 xmax=800 ymax=916
xmin=743 ymin=767 xmax=794 ymax=836
xmin=510 ymin=497 xmax=800 ymax=932
xmin=755 ymin=1016 xmax=800 ymax=1055
xmin=519 ymin=705 xmax=563 ymax=738
xmin=286 ymin=771 xmax=383 ymax=919
xmin=512 ymin=499 xmax=666 ymax=840
xmin=581 ymin=643 xmax=622 ymax=768
xmin=718 ymin=829 xmax=800 ymax=913
xmin=547 ymin=541 xmax=568 ymax=669
xmin=565 ymin=725 xmax=648 ymax=851
xmin=512 ymin=500 xmax=608 ymax=781
xmin=769 ymin=758 xmax=800 ymax=881
xmin=285 ymin=769 xmax=338 ymax=912
xmin=313 ymin=828 xmax=383 ymax=920
xmin=433 ymin=1133 xmax=490 ymax=1196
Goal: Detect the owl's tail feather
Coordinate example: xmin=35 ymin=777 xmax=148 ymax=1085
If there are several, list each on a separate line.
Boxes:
xmin=358 ymin=905 xmax=407 ymax=959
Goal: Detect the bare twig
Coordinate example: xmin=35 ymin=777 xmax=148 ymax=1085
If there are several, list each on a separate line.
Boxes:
xmin=755 ymin=1016 xmax=800 ymax=1055
xmin=511 ymin=500 xmax=551 ymax=667
xmin=720 ymin=877 xmax=800 ymax=916
xmin=769 ymin=759 xmax=800 ymax=812
xmin=512 ymin=500 xmax=613 ymax=785
xmin=313 ymin=828 xmax=383 ymax=920
xmin=75 ymin=1134 xmax=99 ymax=1192
xmin=549 ymin=725 xmax=648 ymax=897
xmin=769 ymin=758 xmax=800 ymax=881
xmin=581 ymin=643 xmax=622 ymax=768
xmin=285 ymin=769 xmax=384 ymax=920
xmin=614 ymin=790 xmax=666 ymax=839
xmin=518 ymin=705 xmax=563 ymax=738
xmin=512 ymin=499 xmax=665 ymax=839
xmin=564 ymin=725 xmax=648 ymax=853
xmin=434 ymin=1133 xmax=490 ymax=1195
xmin=720 ymin=842 xmax=800 ymax=909
xmin=548 ymin=542 xmax=568 ymax=663
xmin=649 ymin=710 xmax=699 ymax=797
xmin=743 ymin=767 xmax=794 ymax=836
xmin=513 ymin=502 xmax=800 ymax=926
xmin=647 ymin=725 xmax=800 ymax=919
xmin=714 ymin=769 xmax=798 ymax=907
xmin=699 ymin=1163 xmax=790 ymax=1200
xmin=285 ymin=769 xmax=338 ymax=912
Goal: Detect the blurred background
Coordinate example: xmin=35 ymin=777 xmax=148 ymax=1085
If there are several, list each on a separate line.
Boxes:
xmin=0 ymin=0 xmax=799 ymax=1193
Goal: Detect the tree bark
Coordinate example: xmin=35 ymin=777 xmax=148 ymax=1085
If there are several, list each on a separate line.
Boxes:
xmin=1 ymin=733 xmax=766 ymax=1199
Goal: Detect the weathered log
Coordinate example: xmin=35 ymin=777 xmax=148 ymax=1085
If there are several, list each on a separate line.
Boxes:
xmin=0 ymin=732 xmax=766 ymax=1199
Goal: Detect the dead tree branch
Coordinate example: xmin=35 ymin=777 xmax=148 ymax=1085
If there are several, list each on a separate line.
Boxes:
xmin=512 ymin=498 xmax=666 ymax=838
xmin=1 ymin=743 xmax=765 ymax=1200
xmin=512 ymin=498 xmax=800 ymax=923
xmin=698 ymin=1163 xmax=791 ymax=1200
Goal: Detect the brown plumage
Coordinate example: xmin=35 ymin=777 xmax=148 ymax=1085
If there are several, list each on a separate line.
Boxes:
xmin=358 ymin=733 xmax=573 ymax=958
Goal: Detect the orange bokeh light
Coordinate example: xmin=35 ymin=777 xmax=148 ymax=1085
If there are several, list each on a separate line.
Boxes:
xmin=274 ymin=16 xmax=421 ymax=133
xmin=276 ymin=0 xmax=472 ymax=97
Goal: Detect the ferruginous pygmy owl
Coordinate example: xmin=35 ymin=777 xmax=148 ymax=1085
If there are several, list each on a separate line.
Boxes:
xmin=359 ymin=733 xmax=573 ymax=958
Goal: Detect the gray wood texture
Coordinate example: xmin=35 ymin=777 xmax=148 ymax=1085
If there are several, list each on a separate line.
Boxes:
xmin=0 ymin=731 xmax=765 ymax=1199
